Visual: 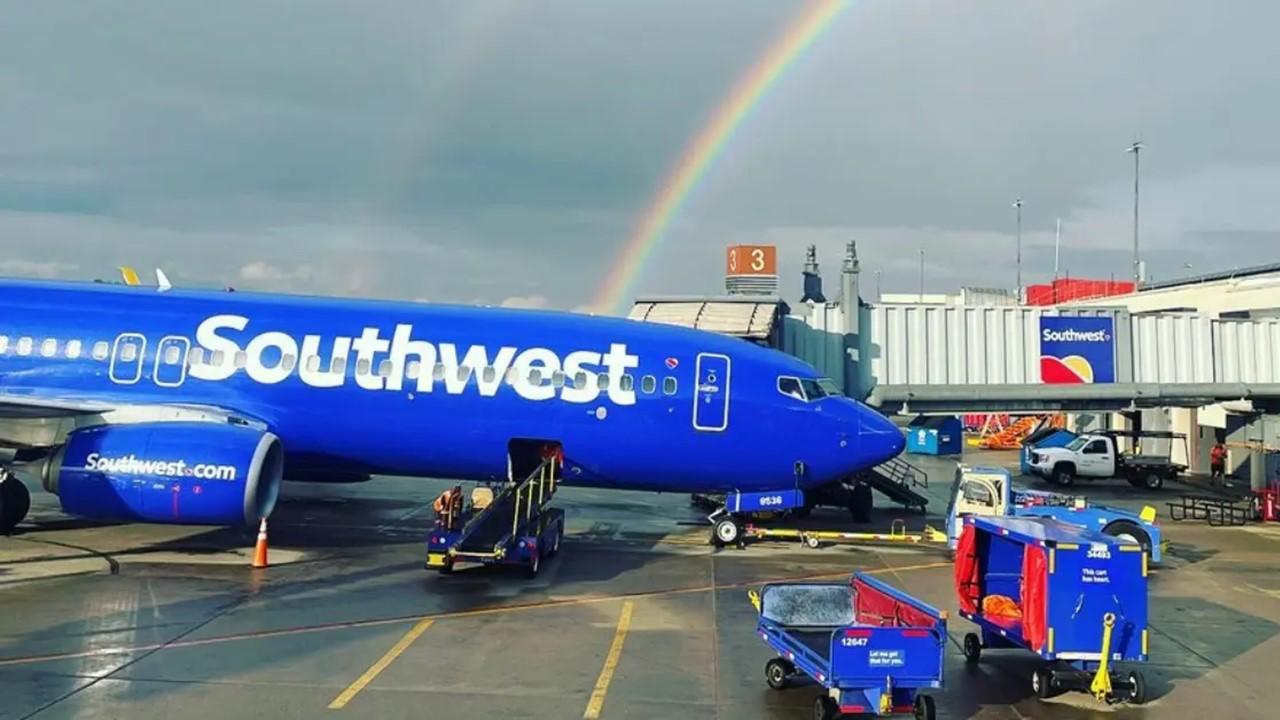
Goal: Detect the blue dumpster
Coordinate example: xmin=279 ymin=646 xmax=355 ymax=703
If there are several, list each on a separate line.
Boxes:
xmin=907 ymin=416 xmax=963 ymax=456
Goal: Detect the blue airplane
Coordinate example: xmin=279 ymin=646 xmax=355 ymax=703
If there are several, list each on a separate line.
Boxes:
xmin=0 ymin=277 xmax=905 ymax=545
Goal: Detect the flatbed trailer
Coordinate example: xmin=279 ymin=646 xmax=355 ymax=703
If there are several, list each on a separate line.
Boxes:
xmin=750 ymin=571 xmax=946 ymax=719
xmin=955 ymin=515 xmax=1149 ymax=705
xmin=426 ymin=457 xmax=565 ymax=578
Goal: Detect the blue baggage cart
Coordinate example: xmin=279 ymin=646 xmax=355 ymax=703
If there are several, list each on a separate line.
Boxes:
xmin=955 ymin=515 xmax=1149 ymax=704
xmin=750 ymin=571 xmax=946 ymax=719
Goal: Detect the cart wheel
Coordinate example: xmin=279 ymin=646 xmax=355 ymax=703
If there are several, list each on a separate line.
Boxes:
xmin=913 ymin=694 xmax=936 ymax=720
xmin=1125 ymin=670 xmax=1147 ymax=705
xmin=713 ymin=518 xmax=740 ymax=547
xmin=1102 ymin=520 xmax=1152 ymax=559
xmin=1031 ymin=667 xmax=1054 ymax=699
xmin=438 ymin=558 xmax=454 ymax=575
xmin=812 ymin=695 xmax=838 ymax=720
xmin=804 ymin=535 xmax=820 ymax=549
xmin=962 ymin=633 xmax=982 ymax=663
xmin=764 ymin=658 xmax=793 ymax=690
xmin=525 ymin=545 xmax=542 ymax=579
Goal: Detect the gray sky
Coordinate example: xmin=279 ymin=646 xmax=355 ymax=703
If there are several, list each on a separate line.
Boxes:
xmin=3 ymin=1 xmax=1278 ymax=311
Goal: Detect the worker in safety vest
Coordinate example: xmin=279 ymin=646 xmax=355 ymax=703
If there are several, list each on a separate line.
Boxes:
xmin=1210 ymin=442 xmax=1227 ymax=480
xmin=433 ymin=485 xmax=464 ymax=529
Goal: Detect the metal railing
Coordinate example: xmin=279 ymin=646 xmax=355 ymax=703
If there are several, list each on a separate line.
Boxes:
xmin=873 ymin=456 xmax=928 ymax=490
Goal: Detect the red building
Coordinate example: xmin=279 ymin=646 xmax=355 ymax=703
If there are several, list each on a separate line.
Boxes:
xmin=1024 ymin=278 xmax=1135 ymax=306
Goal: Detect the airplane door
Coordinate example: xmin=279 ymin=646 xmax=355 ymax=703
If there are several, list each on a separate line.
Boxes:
xmin=108 ymin=333 xmax=147 ymax=385
xmin=153 ymin=336 xmax=190 ymax=387
xmin=693 ymin=353 xmax=730 ymax=431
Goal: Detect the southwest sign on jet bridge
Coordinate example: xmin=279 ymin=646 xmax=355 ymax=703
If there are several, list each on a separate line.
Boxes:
xmin=0 ymin=278 xmax=904 ymax=535
xmin=1039 ymin=317 xmax=1116 ymax=384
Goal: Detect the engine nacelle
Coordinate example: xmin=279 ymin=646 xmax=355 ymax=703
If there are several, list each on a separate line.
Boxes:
xmin=42 ymin=422 xmax=283 ymax=526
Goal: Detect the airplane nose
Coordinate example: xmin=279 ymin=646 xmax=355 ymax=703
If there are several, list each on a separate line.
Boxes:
xmin=857 ymin=403 xmax=904 ymax=464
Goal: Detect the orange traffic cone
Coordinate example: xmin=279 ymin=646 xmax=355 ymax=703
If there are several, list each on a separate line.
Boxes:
xmin=251 ymin=517 xmax=269 ymax=568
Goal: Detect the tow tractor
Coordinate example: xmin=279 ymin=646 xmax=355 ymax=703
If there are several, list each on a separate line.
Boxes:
xmin=945 ymin=465 xmax=1163 ymax=563
xmin=426 ymin=450 xmax=565 ymax=578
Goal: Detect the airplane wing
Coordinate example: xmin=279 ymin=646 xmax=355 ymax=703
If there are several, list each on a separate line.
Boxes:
xmin=0 ymin=392 xmax=263 ymax=426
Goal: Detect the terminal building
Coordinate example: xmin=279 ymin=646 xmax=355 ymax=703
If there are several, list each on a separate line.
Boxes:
xmin=629 ymin=244 xmax=1280 ymax=487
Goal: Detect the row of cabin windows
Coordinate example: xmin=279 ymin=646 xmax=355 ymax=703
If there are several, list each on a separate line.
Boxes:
xmin=0 ymin=335 xmax=680 ymax=395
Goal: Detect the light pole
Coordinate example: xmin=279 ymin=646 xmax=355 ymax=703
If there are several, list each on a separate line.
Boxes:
xmin=1012 ymin=198 xmax=1024 ymax=295
xmin=1126 ymin=140 xmax=1144 ymax=285
xmin=875 ymin=269 xmax=882 ymax=301
xmin=918 ymin=249 xmax=925 ymax=303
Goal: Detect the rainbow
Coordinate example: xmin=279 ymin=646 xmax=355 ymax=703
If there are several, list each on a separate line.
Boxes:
xmin=591 ymin=0 xmax=849 ymax=314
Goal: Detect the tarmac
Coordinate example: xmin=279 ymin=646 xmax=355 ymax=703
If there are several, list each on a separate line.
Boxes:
xmin=2 ymin=448 xmax=1280 ymax=719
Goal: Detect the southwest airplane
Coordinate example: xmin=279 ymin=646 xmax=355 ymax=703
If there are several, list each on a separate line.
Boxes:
xmin=0 ymin=276 xmax=904 ymax=544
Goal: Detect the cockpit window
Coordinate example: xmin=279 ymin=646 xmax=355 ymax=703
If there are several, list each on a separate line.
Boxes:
xmin=799 ymin=378 xmax=826 ymax=400
xmin=777 ymin=376 xmax=805 ymax=401
xmin=817 ymin=378 xmax=842 ymax=397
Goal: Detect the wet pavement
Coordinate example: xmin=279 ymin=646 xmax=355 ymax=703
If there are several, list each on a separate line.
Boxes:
xmin=3 ymin=450 xmax=1280 ymax=719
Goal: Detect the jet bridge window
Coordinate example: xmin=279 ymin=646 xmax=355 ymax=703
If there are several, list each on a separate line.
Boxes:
xmin=41 ymin=339 xmax=57 ymax=358
xmin=641 ymin=375 xmax=657 ymax=394
xmin=663 ymin=377 xmax=677 ymax=395
xmin=65 ymin=339 xmax=82 ymax=360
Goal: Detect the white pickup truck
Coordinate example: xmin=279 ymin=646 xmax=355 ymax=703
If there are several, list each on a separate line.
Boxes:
xmin=1028 ymin=430 xmax=1187 ymax=490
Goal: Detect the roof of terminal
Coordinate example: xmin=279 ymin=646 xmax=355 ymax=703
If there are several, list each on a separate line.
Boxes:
xmin=1142 ymin=261 xmax=1280 ymax=291
xmin=628 ymin=296 xmax=782 ymax=340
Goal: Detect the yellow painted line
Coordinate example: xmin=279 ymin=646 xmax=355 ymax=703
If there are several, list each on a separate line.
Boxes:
xmin=583 ymin=601 xmax=634 ymax=719
xmin=328 ymin=618 xmax=435 ymax=710
xmin=0 ymin=561 xmax=949 ymax=669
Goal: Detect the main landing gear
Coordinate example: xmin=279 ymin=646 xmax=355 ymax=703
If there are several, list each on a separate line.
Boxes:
xmin=0 ymin=470 xmax=31 ymax=535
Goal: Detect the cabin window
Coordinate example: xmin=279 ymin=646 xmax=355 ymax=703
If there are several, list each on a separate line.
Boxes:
xmin=377 ymin=359 xmax=393 ymax=378
xmin=505 ymin=367 xmax=519 ymax=385
xmin=551 ymin=370 xmax=566 ymax=388
xmin=118 ymin=342 xmax=138 ymax=362
xmin=456 ymin=366 xmax=471 ymax=383
xmin=281 ymin=354 xmax=298 ymax=373
xmin=16 ymin=337 xmax=33 ymax=356
xmin=356 ymin=358 xmax=372 ymax=376
xmin=0 ymin=336 xmax=8 ymax=353
xmin=211 ymin=349 xmax=227 ymax=367
xmin=329 ymin=355 xmax=348 ymax=374
xmin=41 ymin=338 xmax=57 ymax=357
xmin=482 ymin=366 xmax=497 ymax=384
xmin=620 ymin=374 xmax=634 ymax=392
xmin=188 ymin=347 xmax=205 ymax=366
xmin=663 ymin=377 xmax=677 ymax=395
xmin=777 ymin=376 xmax=805 ymax=401
xmin=92 ymin=341 xmax=109 ymax=361
xmin=641 ymin=375 xmax=656 ymax=394
xmin=163 ymin=345 xmax=181 ymax=365
xmin=596 ymin=373 xmax=610 ymax=391
xmin=233 ymin=351 xmax=247 ymax=369
xmin=432 ymin=363 xmax=446 ymax=381
xmin=304 ymin=354 xmax=321 ymax=373
xmin=405 ymin=360 xmax=421 ymax=380
xmin=528 ymin=368 xmax=543 ymax=386
xmin=573 ymin=371 xmax=588 ymax=390
xmin=65 ymin=339 xmax=82 ymax=360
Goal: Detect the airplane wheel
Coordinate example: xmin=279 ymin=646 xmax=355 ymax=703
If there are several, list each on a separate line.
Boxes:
xmin=713 ymin=518 xmax=740 ymax=547
xmin=0 ymin=477 xmax=30 ymax=536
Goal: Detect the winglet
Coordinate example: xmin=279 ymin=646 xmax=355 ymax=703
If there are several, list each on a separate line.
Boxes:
xmin=155 ymin=268 xmax=173 ymax=292
xmin=119 ymin=266 xmax=141 ymax=286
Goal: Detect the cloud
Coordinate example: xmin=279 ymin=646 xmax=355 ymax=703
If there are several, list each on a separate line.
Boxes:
xmin=0 ymin=1 xmax=1278 ymax=311
xmin=499 ymin=295 xmax=549 ymax=309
